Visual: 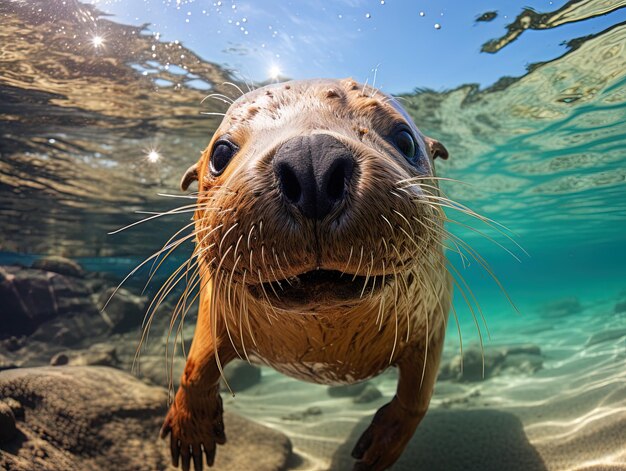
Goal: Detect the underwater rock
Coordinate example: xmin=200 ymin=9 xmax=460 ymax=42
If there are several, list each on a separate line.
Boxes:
xmin=130 ymin=353 xmax=186 ymax=387
xmin=30 ymin=309 xmax=108 ymax=347
xmin=51 ymin=344 xmax=120 ymax=368
xmin=352 ymin=384 xmax=383 ymax=404
xmin=614 ymin=300 xmax=626 ymax=314
xmin=0 ymin=336 xmax=24 ymax=352
xmin=440 ymin=344 xmax=543 ymax=382
xmin=440 ymin=348 xmax=504 ymax=382
xmin=97 ymin=287 xmax=147 ymax=334
xmin=500 ymin=353 xmax=543 ymax=375
xmin=0 ymin=351 xmax=18 ymax=371
xmin=221 ymin=360 xmax=262 ymax=392
xmin=586 ymin=328 xmax=626 ymax=346
xmin=327 ymin=381 xmax=369 ymax=398
xmin=0 ymin=366 xmax=293 ymax=471
xmin=0 ymin=266 xmax=97 ymax=336
xmin=0 ymin=401 xmax=17 ymax=442
xmin=282 ymin=406 xmax=323 ymax=421
xmin=502 ymin=344 xmax=541 ymax=356
xmin=538 ymin=296 xmax=582 ymax=318
xmin=31 ymin=256 xmax=85 ymax=278
xmin=440 ymin=389 xmax=482 ymax=409
xmin=83 ymin=270 xmax=119 ymax=295
xmin=49 ymin=352 xmax=70 ymax=366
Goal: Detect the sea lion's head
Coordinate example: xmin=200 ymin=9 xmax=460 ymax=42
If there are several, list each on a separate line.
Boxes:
xmin=183 ymin=78 xmax=449 ymax=314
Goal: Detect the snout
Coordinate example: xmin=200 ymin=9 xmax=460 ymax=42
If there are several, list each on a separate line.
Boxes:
xmin=272 ymin=134 xmax=356 ymax=220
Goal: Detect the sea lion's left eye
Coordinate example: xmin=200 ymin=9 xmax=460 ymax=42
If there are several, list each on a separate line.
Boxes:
xmin=210 ymin=139 xmax=238 ymax=176
xmin=393 ymin=129 xmax=418 ymax=162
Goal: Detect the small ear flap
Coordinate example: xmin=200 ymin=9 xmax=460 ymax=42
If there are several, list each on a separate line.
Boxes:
xmin=180 ymin=163 xmax=199 ymax=191
xmin=424 ymin=136 xmax=449 ymax=160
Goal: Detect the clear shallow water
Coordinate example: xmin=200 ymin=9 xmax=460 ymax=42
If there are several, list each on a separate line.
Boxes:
xmin=1 ymin=0 xmax=626 ymax=470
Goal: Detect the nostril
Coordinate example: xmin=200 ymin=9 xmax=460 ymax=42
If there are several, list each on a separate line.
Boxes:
xmin=327 ymin=164 xmax=345 ymax=201
xmin=278 ymin=163 xmax=301 ymax=204
xmin=326 ymin=159 xmax=353 ymax=202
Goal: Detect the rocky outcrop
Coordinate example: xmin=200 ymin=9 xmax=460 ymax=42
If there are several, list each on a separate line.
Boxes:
xmin=31 ymin=256 xmax=85 ymax=278
xmin=220 ymin=360 xmax=262 ymax=393
xmin=49 ymin=343 xmax=120 ymax=367
xmin=327 ymin=382 xmax=369 ymax=398
xmin=538 ymin=296 xmax=582 ymax=318
xmin=586 ymin=327 xmax=626 ymax=347
xmin=352 ymin=384 xmax=383 ymax=404
xmin=0 ymin=366 xmax=293 ymax=471
xmin=0 ymin=266 xmax=96 ymax=336
xmin=614 ymin=300 xmax=626 ymax=314
xmin=0 ymin=265 xmax=155 ymax=369
xmin=98 ymin=287 xmax=147 ymax=334
xmin=439 ymin=344 xmax=543 ymax=382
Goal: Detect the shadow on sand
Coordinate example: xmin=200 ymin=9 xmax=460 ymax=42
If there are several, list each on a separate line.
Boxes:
xmin=330 ymin=408 xmax=547 ymax=471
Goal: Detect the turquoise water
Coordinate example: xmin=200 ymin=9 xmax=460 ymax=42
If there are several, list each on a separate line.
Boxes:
xmin=1 ymin=1 xmax=626 ymax=470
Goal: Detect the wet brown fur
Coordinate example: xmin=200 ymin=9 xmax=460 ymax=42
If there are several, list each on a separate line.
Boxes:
xmin=161 ymin=78 xmax=453 ymax=471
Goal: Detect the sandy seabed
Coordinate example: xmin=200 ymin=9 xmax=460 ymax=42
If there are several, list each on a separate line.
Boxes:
xmin=225 ymin=293 xmax=626 ymax=471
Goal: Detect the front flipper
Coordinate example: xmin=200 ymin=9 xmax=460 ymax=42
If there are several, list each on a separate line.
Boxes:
xmin=161 ymin=282 xmax=236 ymax=471
xmin=351 ymin=395 xmax=425 ymax=471
xmin=161 ymin=385 xmax=225 ymax=471
xmin=351 ymin=328 xmax=446 ymax=471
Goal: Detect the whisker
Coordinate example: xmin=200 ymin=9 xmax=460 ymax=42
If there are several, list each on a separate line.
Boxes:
xmin=351 ymin=246 xmax=364 ymax=282
xmin=200 ymin=111 xmax=227 ymax=117
xmin=222 ymin=81 xmax=246 ymax=98
xmin=201 ymin=93 xmax=234 ymax=105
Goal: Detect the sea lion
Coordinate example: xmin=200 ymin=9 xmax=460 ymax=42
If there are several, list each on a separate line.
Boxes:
xmin=160 ymin=78 xmax=452 ymax=471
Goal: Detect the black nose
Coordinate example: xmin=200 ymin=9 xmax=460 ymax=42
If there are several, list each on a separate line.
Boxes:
xmin=273 ymin=134 xmax=355 ymax=220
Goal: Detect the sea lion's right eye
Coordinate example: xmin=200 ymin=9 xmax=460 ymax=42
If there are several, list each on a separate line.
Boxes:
xmin=210 ymin=139 xmax=238 ymax=176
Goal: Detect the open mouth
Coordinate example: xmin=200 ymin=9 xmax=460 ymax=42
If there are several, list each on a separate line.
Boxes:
xmin=247 ymin=268 xmax=391 ymax=310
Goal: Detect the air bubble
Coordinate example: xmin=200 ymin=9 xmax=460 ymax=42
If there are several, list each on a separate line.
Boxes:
xmin=419 ymin=11 xmax=425 ymax=17
xmin=365 ymin=13 xmax=371 ymax=18
xmin=434 ymin=23 xmax=441 ymax=29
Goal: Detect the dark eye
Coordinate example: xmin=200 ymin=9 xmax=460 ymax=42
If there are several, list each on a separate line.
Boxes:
xmin=210 ymin=139 xmax=238 ymax=176
xmin=394 ymin=129 xmax=418 ymax=162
